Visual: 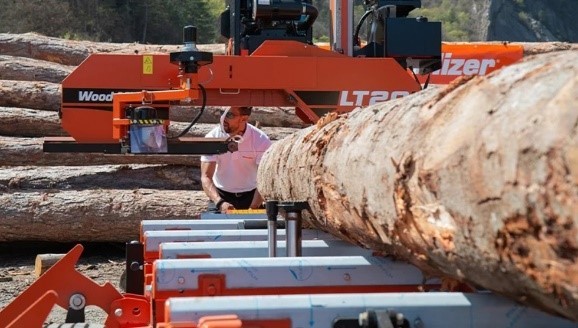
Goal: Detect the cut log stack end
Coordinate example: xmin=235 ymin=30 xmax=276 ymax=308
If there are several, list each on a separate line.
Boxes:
xmin=258 ymin=49 xmax=578 ymax=321
xmin=34 ymin=253 xmax=66 ymax=277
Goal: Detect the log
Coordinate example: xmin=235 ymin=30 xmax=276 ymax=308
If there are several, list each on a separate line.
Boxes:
xmin=0 ymin=32 xmax=224 ymax=65
xmin=34 ymin=253 xmax=66 ymax=277
xmin=0 ymin=189 xmax=209 ymax=242
xmin=0 ymin=107 xmax=64 ymax=136
xmin=0 ymin=165 xmax=201 ymax=191
xmin=171 ymin=106 xmax=307 ymax=128
xmin=0 ymin=136 xmax=202 ymax=166
xmin=0 ymin=55 xmax=73 ymax=83
xmin=2 ymin=32 xmax=575 ymax=67
xmin=0 ymin=81 xmax=305 ymax=126
xmin=0 ymin=80 xmax=60 ymax=111
xmin=518 ymin=42 xmax=578 ymax=55
xmin=257 ymin=50 xmax=578 ymax=321
xmin=167 ymin=121 xmax=298 ymax=140
xmin=0 ymin=107 xmax=299 ymax=139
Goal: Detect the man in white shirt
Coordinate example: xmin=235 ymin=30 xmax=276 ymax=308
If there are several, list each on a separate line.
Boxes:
xmin=200 ymin=106 xmax=272 ymax=213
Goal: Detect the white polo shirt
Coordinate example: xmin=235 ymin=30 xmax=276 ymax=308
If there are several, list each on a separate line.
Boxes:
xmin=200 ymin=124 xmax=272 ymax=193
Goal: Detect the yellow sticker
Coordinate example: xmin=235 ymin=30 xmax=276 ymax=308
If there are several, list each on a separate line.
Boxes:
xmin=143 ymin=55 xmax=153 ymax=75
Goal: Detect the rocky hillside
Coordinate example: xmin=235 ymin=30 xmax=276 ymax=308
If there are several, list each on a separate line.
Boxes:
xmin=487 ymin=0 xmax=577 ymax=41
xmin=420 ymin=0 xmax=578 ymax=42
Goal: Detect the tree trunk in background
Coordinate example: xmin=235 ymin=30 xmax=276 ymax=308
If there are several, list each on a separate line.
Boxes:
xmin=0 ymin=189 xmax=208 ymax=242
xmin=0 ymin=108 xmax=64 ymax=137
xmin=257 ymin=51 xmax=578 ymax=321
xmin=0 ymin=32 xmax=224 ymax=65
xmin=518 ymin=42 xmax=578 ymax=55
xmin=1 ymin=33 xmax=574 ymax=66
xmin=0 ymin=108 xmax=299 ymax=139
xmin=0 ymin=165 xmax=201 ymax=191
xmin=170 ymin=105 xmax=307 ymax=128
xmin=0 ymin=81 xmax=60 ymax=111
xmin=0 ymin=136 xmax=202 ymax=166
xmin=0 ymin=55 xmax=73 ymax=83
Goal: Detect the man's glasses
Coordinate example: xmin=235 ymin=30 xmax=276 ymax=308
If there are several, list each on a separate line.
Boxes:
xmin=224 ymin=111 xmax=245 ymax=119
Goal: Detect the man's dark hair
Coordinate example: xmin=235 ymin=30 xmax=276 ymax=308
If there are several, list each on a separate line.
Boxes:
xmin=239 ymin=106 xmax=252 ymax=116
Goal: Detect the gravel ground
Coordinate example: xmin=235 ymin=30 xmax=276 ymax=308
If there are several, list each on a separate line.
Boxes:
xmin=0 ymin=242 xmax=126 ymax=326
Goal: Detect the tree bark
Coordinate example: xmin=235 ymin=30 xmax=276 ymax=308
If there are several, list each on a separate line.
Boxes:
xmin=0 ymin=107 xmax=64 ymax=136
xmin=0 ymin=32 xmax=224 ymax=65
xmin=0 ymin=165 xmax=201 ymax=191
xmin=0 ymin=80 xmax=60 ymax=111
xmin=0 ymin=136 xmax=202 ymax=166
xmin=257 ymin=50 xmax=578 ymax=321
xmin=519 ymin=42 xmax=578 ymax=55
xmin=0 ymin=55 xmax=73 ymax=83
xmin=34 ymin=254 xmax=66 ymax=277
xmin=170 ymin=106 xmax=307 ymax=128
xmin=0 ymin=107 xmax=299 ymax=139
xmin=0 ymin=189 xmax=208 ymax=242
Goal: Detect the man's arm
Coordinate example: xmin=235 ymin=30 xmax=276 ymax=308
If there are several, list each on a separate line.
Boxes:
xmin=249 ymin=189 xmax=264 ymax=209
xmin=251 ymin=130 xmax=272 ymax=209
xmin=201 ymin=161 xmax=219 ymax=202
xmin=201 ymin=161 xmax=234 ymax=212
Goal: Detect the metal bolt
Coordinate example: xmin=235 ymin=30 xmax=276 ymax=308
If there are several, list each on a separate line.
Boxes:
xmin=358 ymin=311 xmax=369 ymax=327
xmin=115 ymin=308 xmax=123 ymax=317
xmin=396 ymin=312 xmax=404 ymax=325
xmin=130 ymin=261 xmax=141 ymax=271
xmin=68 ymin=293 xmax=86 ymax=310
xmin=207 ymin=284 xmax=217 ymax=296
xmin=343 ymin=273 xmax=351 ymax=281
xmin=414 ymin=317 xmax=424 ymax=328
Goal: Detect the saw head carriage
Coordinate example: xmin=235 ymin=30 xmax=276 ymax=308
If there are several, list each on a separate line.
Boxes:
xmin=45 ymin=0 xmax=441 ymax=155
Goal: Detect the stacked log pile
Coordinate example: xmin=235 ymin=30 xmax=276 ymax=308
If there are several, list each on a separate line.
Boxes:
xmin=258 ymin=50 xmax=578 ymax=321
xmin=0 ymin=33 xmax=301 ymax=242
xmin=0 ymin=33 xmax=575 ymax=246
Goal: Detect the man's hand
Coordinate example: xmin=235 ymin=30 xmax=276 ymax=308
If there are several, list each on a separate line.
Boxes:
xmin=249 ymin=189 xmax=264 ymax=209
xmin=219 ymin=201 xmax=235 ymax=213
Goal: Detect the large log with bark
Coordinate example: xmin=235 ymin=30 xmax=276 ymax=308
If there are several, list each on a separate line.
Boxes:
xmin=0 ymin=107 xmax=299 ymax=138
xmin=170 ymin=106 xmax=307 ymax=128
xmin=0 ymin=55 xmax=73 ymax=83
xmin=0 ymin=189 xmax=208 ymax=242
xmin=2 ymin=33 xmax=575 ymax=66
xmin=0 ymin=128 xmax=293 ymax=166
xmin=0 ymin=107 xmax=63 ymax=136
xmin=0 ymin=80 xmax=306 ymax=126
xmin=0 ymin=136 xmax=202 ymax=166
xmin=0 ymin=80 xmax=60 ymax=110
xmin=257 ymin=50 xmax=578 ymax=321
xmin=0 ymin=165 xmax=201 ymax=191
xmin=0 ymin=32 xmax=224 ymax=65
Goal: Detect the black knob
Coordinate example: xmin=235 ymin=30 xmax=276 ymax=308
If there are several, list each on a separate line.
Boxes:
xmin=183 ymin=25 xmax=197 ymax=43
xmin=266 ymin=201 xmax=279 ymax=221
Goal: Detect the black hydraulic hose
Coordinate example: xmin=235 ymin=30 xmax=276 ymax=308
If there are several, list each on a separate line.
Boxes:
xmin=297 ymin=3 xmax=318 ymax=31
xmin=354 ymin=9 xmax=373 ymax=46
xmin=170 ymin=83 xmax=207 ymax=139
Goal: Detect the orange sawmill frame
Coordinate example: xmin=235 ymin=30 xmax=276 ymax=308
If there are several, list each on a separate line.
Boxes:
xmin=60 ymin=40 xmax=420 ymax=143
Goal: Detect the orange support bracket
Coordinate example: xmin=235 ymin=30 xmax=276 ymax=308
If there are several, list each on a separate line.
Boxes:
xmin=5 ymin=291 xmax=58 ymax=328
xmin=111 ymin=87 xmax=201 ymax=140
xmin=104 ymin=294 xmax=151 ymax=328
xmin=198 ymin=315 xmax=243 ymax=328
xmin=0 ymin=244 xmax=149 ymax=328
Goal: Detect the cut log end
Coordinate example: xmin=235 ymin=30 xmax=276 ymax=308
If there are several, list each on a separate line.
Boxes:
xmin=34 ymin=253 xmax=66 ymax=277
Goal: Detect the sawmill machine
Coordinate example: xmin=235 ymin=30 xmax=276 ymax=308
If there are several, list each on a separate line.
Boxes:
xmin=43 ymin=0 xmax=442 ymax=155
xmin=3 ymin=209 xmax=578 ymax=327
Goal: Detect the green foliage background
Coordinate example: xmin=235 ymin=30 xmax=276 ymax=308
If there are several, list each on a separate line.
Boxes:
xmin=0 ymin=0 xmax=574 ymax=44
xmin=0 ymin=0 xmax=223 ymax=44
